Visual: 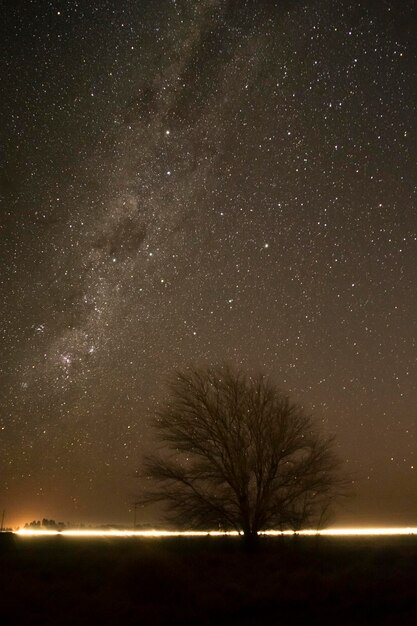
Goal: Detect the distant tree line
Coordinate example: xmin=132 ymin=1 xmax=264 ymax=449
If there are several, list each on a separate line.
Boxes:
xmin=24 ymin=519 xmax=66 ymax=530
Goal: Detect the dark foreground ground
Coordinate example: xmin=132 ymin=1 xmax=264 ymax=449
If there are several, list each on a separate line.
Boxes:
xmin=0 ymin=534 xmax=416 ymax=625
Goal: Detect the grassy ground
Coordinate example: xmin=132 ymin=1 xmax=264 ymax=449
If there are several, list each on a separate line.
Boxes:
xmin=0 ymin=533 xmax=416 ymax=625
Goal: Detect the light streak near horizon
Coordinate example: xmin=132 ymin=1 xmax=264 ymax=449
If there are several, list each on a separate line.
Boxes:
xmin=13 ymin=527 xmax=417 ymax=538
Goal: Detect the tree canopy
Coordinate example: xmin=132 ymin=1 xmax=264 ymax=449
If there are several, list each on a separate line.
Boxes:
xmin=143 ymin=364 xmax=347 ymax=542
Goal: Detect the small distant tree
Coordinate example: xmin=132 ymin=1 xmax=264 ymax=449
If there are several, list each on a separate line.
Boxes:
xmin=142 ymin=364 xmax=347 ymax=546
xmin=25 ymin=520 xmax=41 ymax=528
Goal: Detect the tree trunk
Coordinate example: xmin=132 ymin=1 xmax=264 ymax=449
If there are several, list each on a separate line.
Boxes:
xmin=242 ymin=529 xmax=259 ymax=551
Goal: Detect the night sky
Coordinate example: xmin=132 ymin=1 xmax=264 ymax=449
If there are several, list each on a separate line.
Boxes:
xmin=1 ymin=0 xmax=416 ymax=529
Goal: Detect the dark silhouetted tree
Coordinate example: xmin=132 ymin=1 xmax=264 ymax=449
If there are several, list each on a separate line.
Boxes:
xmin=142 ymin=364 xmax=347 ymax=545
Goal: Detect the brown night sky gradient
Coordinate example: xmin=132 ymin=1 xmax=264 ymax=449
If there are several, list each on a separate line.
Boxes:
xmin=0 ymin=0 xmax=416 ymax=529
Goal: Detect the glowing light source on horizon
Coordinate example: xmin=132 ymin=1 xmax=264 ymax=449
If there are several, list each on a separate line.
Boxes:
xmin=14 ymin=527 xmax=417 ymax=538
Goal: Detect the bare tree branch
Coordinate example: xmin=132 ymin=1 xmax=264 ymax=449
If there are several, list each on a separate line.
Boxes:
xmin=140 ymin=364 xmax=349 ymax=541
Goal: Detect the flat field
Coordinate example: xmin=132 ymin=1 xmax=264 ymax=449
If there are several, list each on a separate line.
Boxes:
xmin=0 ymin=534 xmax=416 ymax=625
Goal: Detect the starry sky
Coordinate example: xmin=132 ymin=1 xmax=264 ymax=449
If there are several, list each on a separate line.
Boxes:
xmin=1 ymin=0 xmax=416 ymax=529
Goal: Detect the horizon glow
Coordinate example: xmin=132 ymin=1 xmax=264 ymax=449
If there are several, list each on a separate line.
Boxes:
xmin=13 ymin=527 xmax=417 ymax=538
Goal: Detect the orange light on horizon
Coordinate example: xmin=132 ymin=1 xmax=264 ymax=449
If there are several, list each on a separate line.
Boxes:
xmin=13 ymin=527 xmax=417 ymax=538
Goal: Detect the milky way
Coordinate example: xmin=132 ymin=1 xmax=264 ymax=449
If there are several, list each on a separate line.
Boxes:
xmin=1 ymin=0 xmax=416 ymax=527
